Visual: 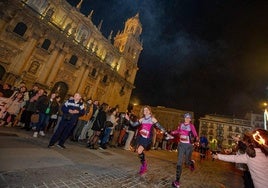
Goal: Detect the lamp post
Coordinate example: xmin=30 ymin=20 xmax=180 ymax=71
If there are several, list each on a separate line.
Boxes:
xmin=264 ymin=102 xmax=268 ymax=130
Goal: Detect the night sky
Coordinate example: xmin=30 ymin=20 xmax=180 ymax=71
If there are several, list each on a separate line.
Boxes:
xmin=67 ymin=0 xmax=268 ymax=119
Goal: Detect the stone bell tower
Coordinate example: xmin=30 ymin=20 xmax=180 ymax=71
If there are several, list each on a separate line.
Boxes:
xmin=113 ymin=13 xmax=143 ymax=100
xmin=114 ymin=13 xmax=143 ymax=65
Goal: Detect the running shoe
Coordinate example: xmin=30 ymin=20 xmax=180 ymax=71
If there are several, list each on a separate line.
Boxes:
xmin=172 ymin=180 xmax=180 ymax=188
xmin=139 ymin=161 xmax=147 ymax=175
xmin=57 ymin=144 xmax=66 ymax=149
xmin=189 ymin=160 xmax=195 ymax=171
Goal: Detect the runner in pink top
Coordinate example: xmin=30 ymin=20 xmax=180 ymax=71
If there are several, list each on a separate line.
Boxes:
xmin=171 ymin=113 xmax=198 ymax=188
xmin=125 ymin=105 xmax=173 ymax=175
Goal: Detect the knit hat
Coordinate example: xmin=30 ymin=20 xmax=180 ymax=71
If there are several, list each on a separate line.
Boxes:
xmin=184 ymin=113 xmax=191 ymax=118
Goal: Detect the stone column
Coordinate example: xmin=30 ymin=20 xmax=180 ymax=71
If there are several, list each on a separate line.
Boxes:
xmin=78 ymin=65 xmax=90 ymax=95
xmin=72 ymin=62 xmax=86 ymax=93
xmin=91 ymin=68 xmax=102 ymax=100
xmin=37 ymin=49 xmax=58 ymax=84
xmin=46 ymin=48 xmax=66 ymax=85
xmin=10 ymin=38 xmax=37 ymax=74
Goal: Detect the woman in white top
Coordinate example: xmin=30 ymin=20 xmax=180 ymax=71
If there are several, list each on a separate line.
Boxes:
xmin=100 ymin=107 xmax=118 ymax=149
xmin=214 ymin=129 xmax=268 ymax=188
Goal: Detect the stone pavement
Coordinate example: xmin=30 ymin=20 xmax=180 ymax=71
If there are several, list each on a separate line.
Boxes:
xmin=0 ymin=126 xmax=244 ymax=188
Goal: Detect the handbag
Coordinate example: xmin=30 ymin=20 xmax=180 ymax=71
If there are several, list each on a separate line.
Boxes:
xmin=51 ymin=114 xmax=58 ymax=119
xmin=31 ymin=113 xmax=39 ymax=123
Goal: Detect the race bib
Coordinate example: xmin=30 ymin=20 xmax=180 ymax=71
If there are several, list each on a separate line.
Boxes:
xmin=180 ymin=135 xmax=189 ymax=142
xmin=140 ymin=129 xmax=150 ymax=138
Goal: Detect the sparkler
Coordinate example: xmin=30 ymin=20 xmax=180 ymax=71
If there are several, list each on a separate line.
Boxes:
xmin=252 ymin=131 xmax=267 ymax=147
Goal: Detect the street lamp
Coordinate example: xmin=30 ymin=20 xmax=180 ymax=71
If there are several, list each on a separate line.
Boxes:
xmin=264 ymin=102 xmax=268 ymax=130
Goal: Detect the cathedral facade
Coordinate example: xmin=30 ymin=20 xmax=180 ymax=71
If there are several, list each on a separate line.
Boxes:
xmin=0 ymin=0 xmax=143 ymax=111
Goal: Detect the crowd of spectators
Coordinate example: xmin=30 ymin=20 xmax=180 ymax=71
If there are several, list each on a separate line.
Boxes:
xmin=2 ymin=82 xmax=268 ymax=188
xmin=0 ymin=82 xmax=177 ymax=151
xmin=0 ymin=82 xmax=226 ymax=155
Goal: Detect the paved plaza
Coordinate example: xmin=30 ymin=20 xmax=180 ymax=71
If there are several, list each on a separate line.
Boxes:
xmin=0 ymin=127 xmax=243 ymax=188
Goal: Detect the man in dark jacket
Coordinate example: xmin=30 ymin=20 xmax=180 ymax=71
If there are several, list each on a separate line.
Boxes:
xmin=48 ymin=93 xmax=85 ymax=148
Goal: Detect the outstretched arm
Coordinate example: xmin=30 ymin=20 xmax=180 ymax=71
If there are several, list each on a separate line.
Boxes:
xmin=129 ymin=120 xmax=140 ymax=127
xmin=153 ymin=120 xmax=173 ymax=139
xmin=154 ymin=122 xmax=166 ymax=132
xmin=125 ymin=113 xmax=140 ymax=127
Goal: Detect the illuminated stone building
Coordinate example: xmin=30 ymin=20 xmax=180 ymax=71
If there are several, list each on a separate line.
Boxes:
xmin=199 ymin=113 xmax=263 ymax=148
xmin=132 ymin=105 xmax=194 ymax=130
xmin=0 ymin=0 xmax=143 ymax=111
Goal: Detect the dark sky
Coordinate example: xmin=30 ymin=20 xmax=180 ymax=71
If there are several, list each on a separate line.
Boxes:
xmin=67 ymin=0 xmax=268 ymax=118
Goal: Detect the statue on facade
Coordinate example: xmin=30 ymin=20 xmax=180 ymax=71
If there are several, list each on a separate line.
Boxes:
xmin=44 ymin=7 xmax=54 ymax=21
xmin=64 ymin=23 xmax=72 ymax=34
xmin=80 ymin=33 xmax=86 ymax=45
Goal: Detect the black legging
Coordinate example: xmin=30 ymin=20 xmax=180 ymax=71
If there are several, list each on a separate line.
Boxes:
xmin=23 ymin=110 xmax=35 ymax=130
xmin=88 ymin=130 xmax=101 ymax=146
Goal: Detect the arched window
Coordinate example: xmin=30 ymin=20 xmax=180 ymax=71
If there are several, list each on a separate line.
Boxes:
xmin=13 ymin=22 xmax=27 ymax=36
xmin=51 ymin=81 xmax=69 ymax=101
xmin=102 ymin=75 xmax=108 ymax=83
xmin=119 ymin=85 xmax=125 ymax=96
xmin=124 ymin=69 xmax=130 ymax=78
xmin=69 ymin=55 xmax=78 ymax=65
xmin=128 ymin=26 xmax=134 ymax=33
xmin=91 ymin=68 xmax=97 ymax=77
xmin=41 ymin=39 xmax=51 ymax=50
xmin=0 ymin=65 xmax=5 ymax=80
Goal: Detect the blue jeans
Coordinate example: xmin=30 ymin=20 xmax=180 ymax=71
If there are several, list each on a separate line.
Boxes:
xmin=101 ymin=127 xmax=112 ymax=145
xmin=36 ymin=112 xmax=49 ymax=132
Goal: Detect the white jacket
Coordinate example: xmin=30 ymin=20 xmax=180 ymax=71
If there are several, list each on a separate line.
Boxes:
xmin=218 ymin=148 xmax=268 ymax=188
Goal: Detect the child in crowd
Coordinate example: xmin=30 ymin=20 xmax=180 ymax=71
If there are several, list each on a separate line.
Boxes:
xmin=0 ymin=92 xmax=25 ymax=126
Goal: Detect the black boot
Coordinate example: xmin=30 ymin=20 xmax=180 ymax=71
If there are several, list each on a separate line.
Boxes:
xmin=176 ymin=165 xmax=182 ymax=182
xmin=86 ymin=143 xmax=91 ymax=148
xmin=100 ymin=143 xmax=107 ymax=149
